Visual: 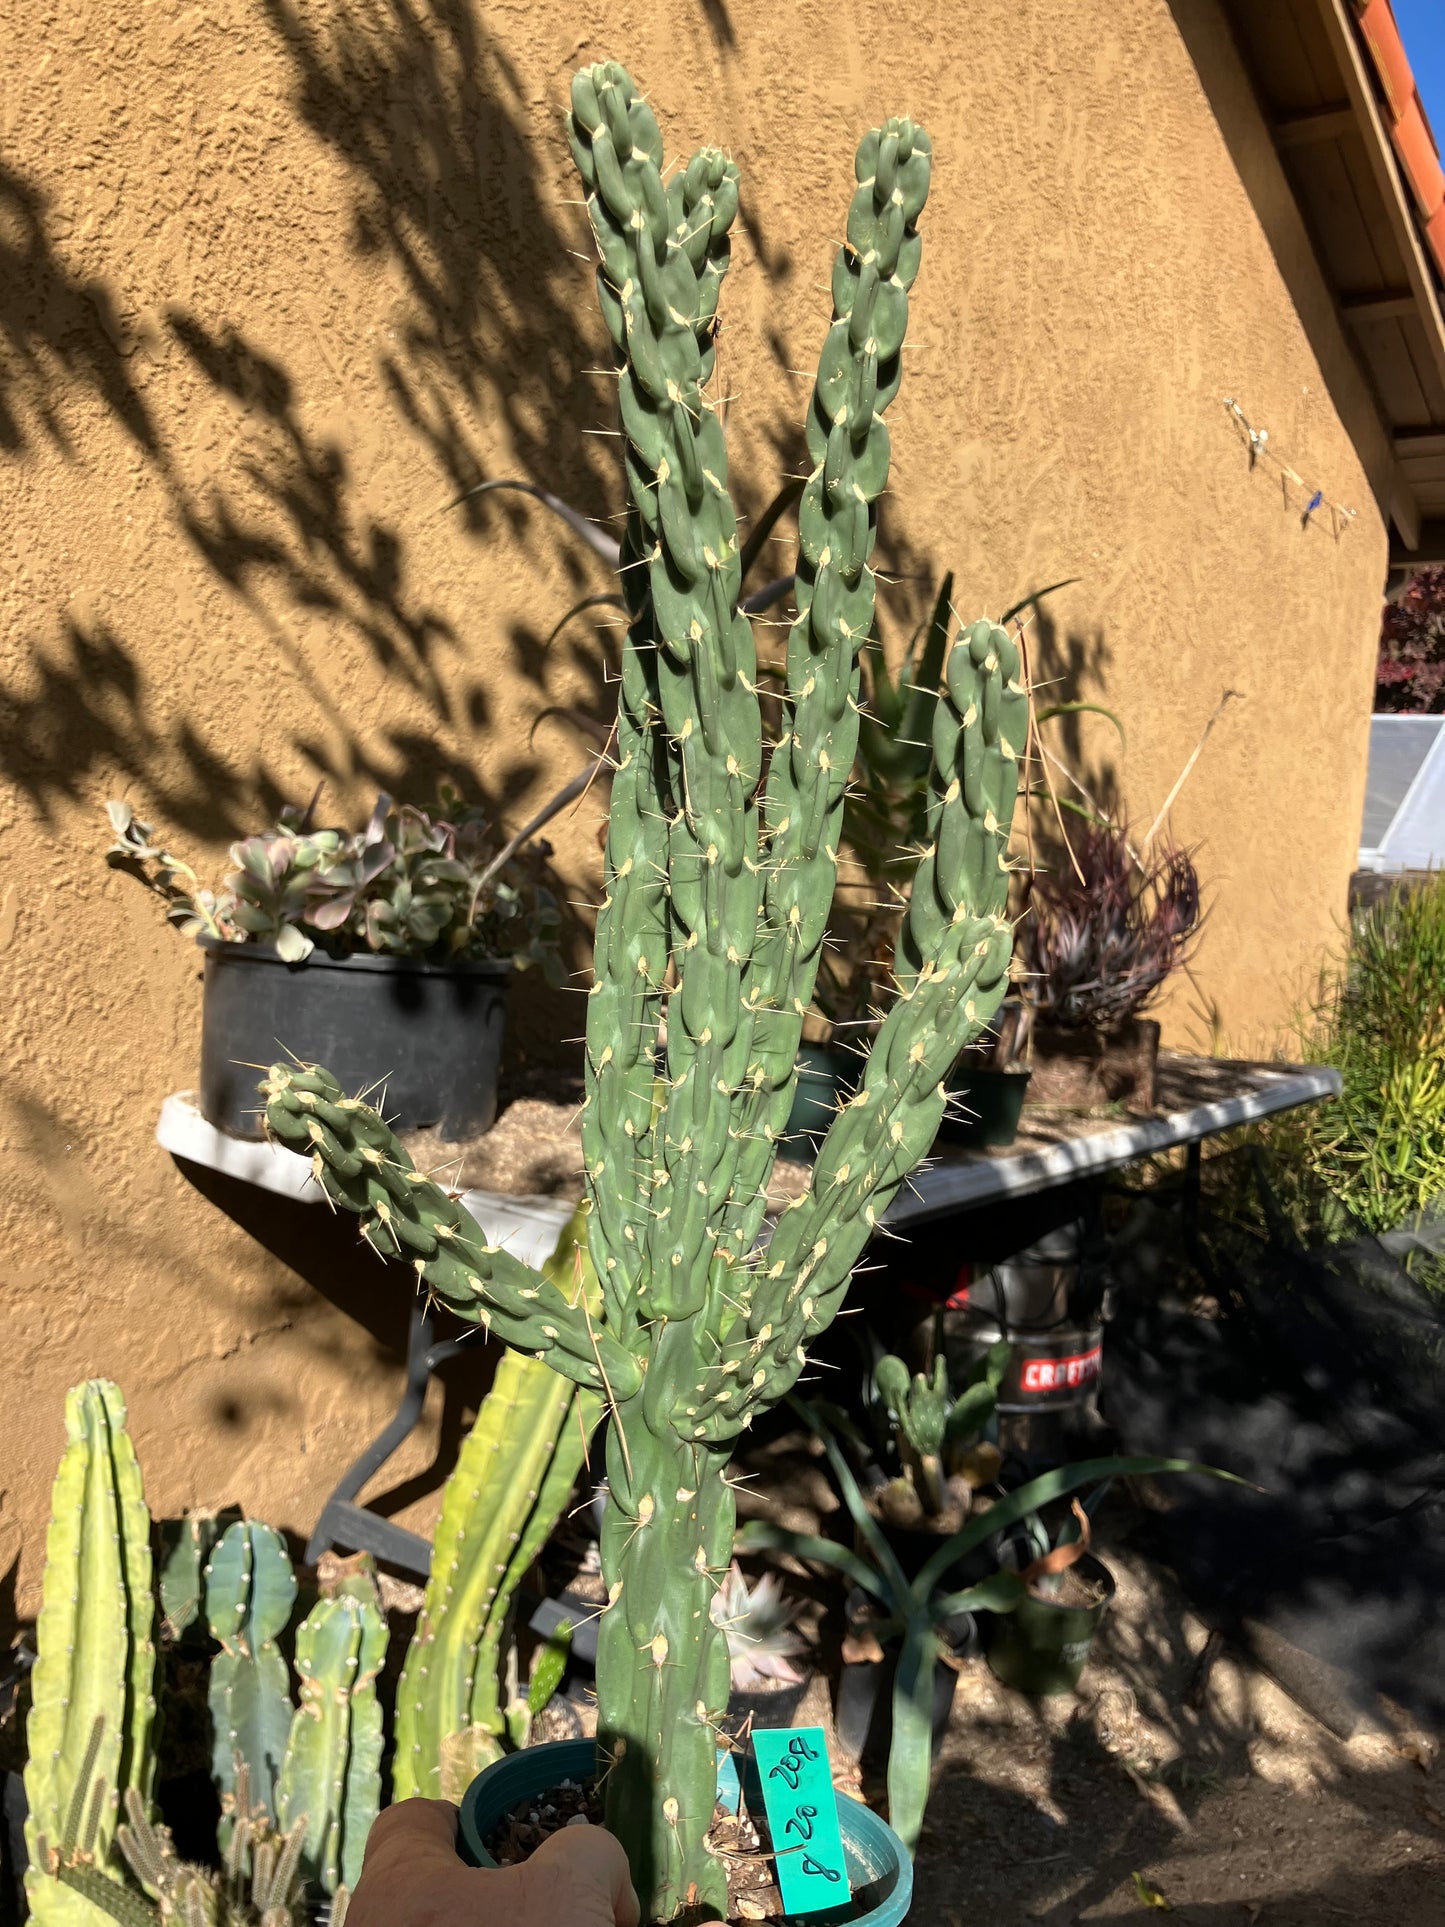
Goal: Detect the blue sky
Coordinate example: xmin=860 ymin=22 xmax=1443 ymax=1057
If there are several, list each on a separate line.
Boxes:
xmin=1395 ymin=0 xmax=1445 ymax=135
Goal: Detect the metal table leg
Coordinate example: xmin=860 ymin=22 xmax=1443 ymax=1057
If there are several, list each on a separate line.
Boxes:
xmin=305 ymin=1299 xmax=488 ymax=1576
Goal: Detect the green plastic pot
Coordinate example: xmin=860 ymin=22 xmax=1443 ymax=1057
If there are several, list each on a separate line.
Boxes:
xmin=937 ymin=1066 xmax=1031 ymax=1148
xmin=784 ymin=1045 xmax=857 ymax=1152
xmin=458 ymin=1737 xmax=914 ymax=1924
xmin=984 ymin=1552 xmax=1116 ymax=1695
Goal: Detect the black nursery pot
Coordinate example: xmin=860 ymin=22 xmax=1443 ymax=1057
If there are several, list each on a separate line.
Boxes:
xmin=199 ymin=940 xmax=511 ymax=1141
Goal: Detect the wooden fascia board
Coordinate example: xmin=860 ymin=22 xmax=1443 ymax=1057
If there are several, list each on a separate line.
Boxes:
xmin=1312 ymin=0 xmax=1445 ymax=402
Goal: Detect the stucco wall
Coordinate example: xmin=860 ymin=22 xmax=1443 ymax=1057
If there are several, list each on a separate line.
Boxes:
xmin=0 ymin=0 xmax=1387 ymax=1607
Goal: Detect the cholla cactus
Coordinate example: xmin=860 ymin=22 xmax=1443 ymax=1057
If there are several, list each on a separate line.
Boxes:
xmin=265 ymin=57 xmax=1025 ymax=1919
xmin=709 ymin=1563 xmax=805 ymax=1693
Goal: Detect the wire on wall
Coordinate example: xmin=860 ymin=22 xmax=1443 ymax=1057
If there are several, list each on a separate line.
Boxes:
xmin=1223 ymin=397 xmax=1358 ymax=535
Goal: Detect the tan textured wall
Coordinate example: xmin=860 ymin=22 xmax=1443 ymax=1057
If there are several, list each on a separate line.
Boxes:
xmin=0 ymin=0 xmax=1387 ymax=1606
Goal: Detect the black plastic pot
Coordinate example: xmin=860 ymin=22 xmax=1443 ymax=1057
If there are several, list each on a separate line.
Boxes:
xmin=199 ymin=940 xmax=510 ymax=1141
xmin=938 ymin=1066 xmax=1031 ymax=1148
xmin=984 ymin=1552 xmax=1115 ymax=1696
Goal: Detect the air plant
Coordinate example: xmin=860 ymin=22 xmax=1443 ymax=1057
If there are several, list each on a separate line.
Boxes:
xmin=1022 ymin=821 xmax=1202 ymax=1032
xmin=105 ymin=786 xmax=560 ymax=975
xmin=708 ymin=1562 xmax=807 ymax=1694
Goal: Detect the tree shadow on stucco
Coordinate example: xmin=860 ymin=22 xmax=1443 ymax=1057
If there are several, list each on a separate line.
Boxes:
xmin=0 ymin=159 xmax=162 ymax=463
xmin=261 ymin=0 xmax=619 ymax=542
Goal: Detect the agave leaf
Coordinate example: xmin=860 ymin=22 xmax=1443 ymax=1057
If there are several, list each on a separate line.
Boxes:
xmin=1035 ymin=699 xmax=1126 ymax=749
xmin=885 ymin=1614 xmax=939 ymax=1856
xmin=998 ymin=576 xmax=1081 ymax=626
xmin=449 ymin=478 xmax=620 ymax=567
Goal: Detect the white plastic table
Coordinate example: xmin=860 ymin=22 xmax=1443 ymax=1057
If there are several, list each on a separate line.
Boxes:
xmin=157 ymin=1054 xmax=1340 ymax=1570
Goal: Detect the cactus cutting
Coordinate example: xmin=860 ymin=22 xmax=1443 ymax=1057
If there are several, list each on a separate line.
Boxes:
xmin=264 ymin=56 xmax=1025 ymax=1920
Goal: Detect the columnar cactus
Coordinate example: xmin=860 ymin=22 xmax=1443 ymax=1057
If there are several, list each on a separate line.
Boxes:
xmin=277 ymin=1558 xmax=386 ymax=1894
xmin=265 ymin=58 xmax=1024 ymax=1920
xmin=204 ymin=1522 xmax=297 ymax=1838
xmin=23 ymin=1381 xmax=157 ymax=1926
xmin=393 ymin=1205 xmax=601 ymax=1801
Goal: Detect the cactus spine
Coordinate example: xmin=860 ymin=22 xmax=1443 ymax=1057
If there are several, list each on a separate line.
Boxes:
xmin=277 ymin=1559 xmax=385 ymax=1895
xmin=394 ymin=1206 xmax=601 ymax=1802
xmin=24 ymin=1381 xmax=157 ymax=1926
xmin=204 ymin=1522 xmax=297 ymax=1838
xmin=265 ymin=59 xmax=1025 ymax=1920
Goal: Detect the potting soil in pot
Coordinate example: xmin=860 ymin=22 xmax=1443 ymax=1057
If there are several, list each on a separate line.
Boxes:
xmin=484 ymin=1784 xmax=785 ymax=1923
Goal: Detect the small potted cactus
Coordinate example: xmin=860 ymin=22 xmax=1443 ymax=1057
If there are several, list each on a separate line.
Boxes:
xmin=864 ymin=1344 xmax=1010 ymax=1566
xmin=106 ymin=787 xmax=560 ymax=1140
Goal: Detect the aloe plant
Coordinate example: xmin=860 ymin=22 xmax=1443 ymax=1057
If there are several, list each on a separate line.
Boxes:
xmin=740 ymin=1409 xmax=1217 ymax=1852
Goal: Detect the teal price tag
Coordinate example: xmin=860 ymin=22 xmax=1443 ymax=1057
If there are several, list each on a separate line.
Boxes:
xmin=752 ymin=1726 xmax=852 ymax=1917
xmin=715 ymin=1745 xmax=742 ymax=1816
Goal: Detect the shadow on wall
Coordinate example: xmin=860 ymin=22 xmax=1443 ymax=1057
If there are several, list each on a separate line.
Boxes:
xmin=0 ymin=0 xmax=977 ymax=848
xmin=0 ymin=1 xmax=632 ymax=856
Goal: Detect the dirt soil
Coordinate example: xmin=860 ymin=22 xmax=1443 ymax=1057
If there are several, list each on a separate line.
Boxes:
xmin=717 ymin=1433 xmax=1445 ymax=1925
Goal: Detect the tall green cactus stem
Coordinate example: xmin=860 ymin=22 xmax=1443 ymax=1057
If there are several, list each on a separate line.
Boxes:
xmin=392 ymin=1206 xmax=602 ymax=1802
xmin=23 ymin=1381 xmax=157 ymax=1926
xmin=277 ymin=1558 xmax=385 ymax=1895
xmin=266 ymin=60 xmax=1028 ymax=1920
xmin=204 ymin=1522 xmax=297 ymax=1838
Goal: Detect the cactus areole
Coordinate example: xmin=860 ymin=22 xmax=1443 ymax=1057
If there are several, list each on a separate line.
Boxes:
xmin=265 ymin=59 xmax=1026 ymax=1922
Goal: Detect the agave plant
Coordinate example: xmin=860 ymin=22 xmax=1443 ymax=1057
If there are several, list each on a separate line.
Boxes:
xmin=1022 ymin=820 xmax=1201 ymax=1032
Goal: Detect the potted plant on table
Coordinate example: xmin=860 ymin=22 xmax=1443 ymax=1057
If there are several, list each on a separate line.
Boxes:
xmin=864 ymin=1342 xmax=1009 ymax=1553
xmin=106 ymin=786 xmax=560 ymax=1141
xmin=1020 ymin=820 xmax=1202 ymax=1113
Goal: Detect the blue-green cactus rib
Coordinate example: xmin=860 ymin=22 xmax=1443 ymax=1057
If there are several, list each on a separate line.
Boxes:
xmin=205 ymin=1521 xmax=297 ymax=1835
xmin=23 ymin=1381 xmax=157 ymax=1927
xmin=725 ymin=117 xmax=934 ymax=1263
xmin=569 ymin=63 xmax=759 ymax=1336
xmin=262 ymin=1063 xmax=640 ymax=1399
xmin=579 ymin=144 xmax=742 ymax=1330
xmin=277 ymin=1563 xmax=386 ymax=1895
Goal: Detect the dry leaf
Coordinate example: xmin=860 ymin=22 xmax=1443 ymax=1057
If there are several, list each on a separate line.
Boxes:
xmin=1131 ymin=1870 xmax=1172 ymax=1911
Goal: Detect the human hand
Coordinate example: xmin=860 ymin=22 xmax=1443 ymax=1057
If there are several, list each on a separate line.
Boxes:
xmin=346 ymin=1798 xmax=641 ymax=1927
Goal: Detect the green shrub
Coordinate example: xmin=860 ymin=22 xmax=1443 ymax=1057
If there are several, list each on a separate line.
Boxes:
xmin=1267 ymin=873 xmax=1445 ymax=1247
